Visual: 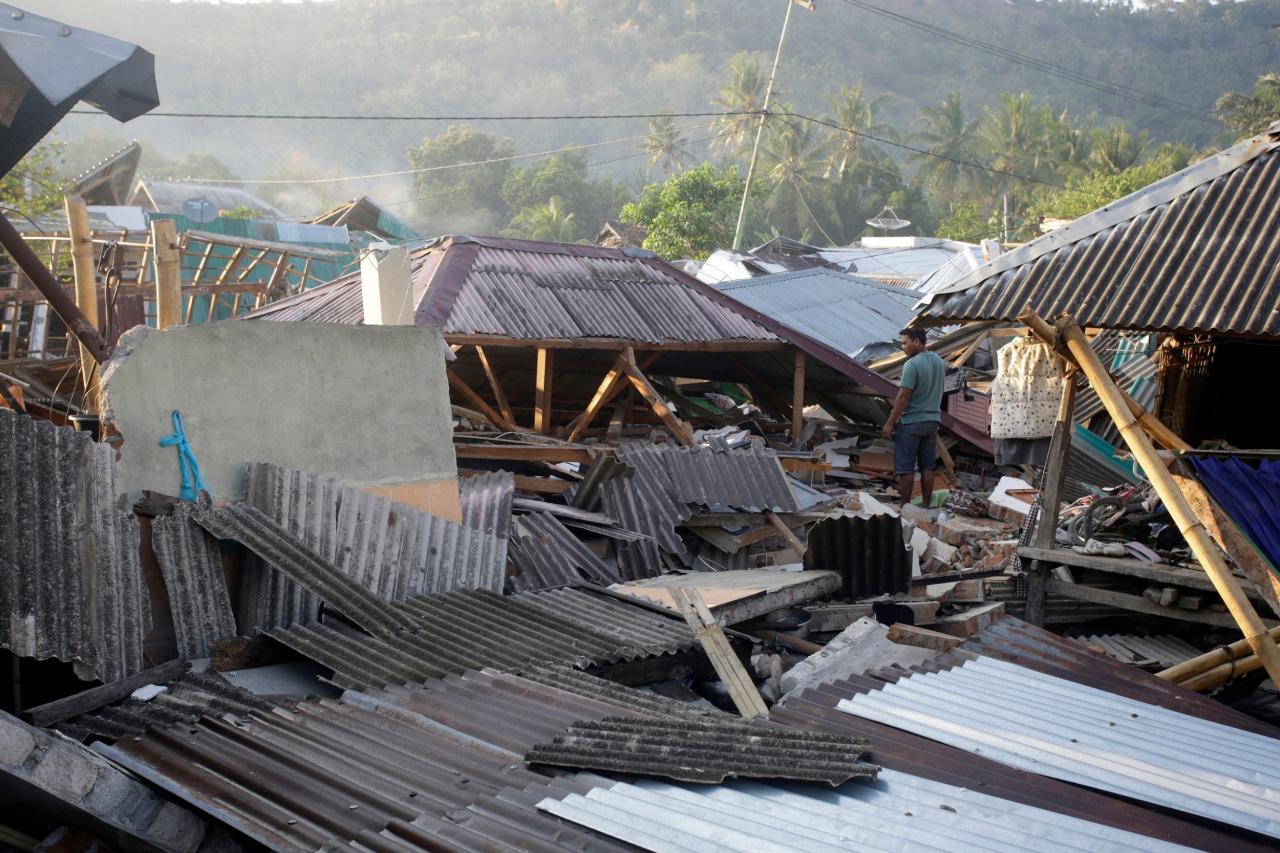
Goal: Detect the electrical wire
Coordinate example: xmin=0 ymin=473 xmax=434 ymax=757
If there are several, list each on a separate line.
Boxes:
xmin=68 ymin=108 xmax=762 ymax=122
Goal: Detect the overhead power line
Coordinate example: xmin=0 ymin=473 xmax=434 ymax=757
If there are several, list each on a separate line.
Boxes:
xmin=68 ymin=109 xmax=762 ymax=122
xmin=834 ymin=0 xmax=1219 ymax=126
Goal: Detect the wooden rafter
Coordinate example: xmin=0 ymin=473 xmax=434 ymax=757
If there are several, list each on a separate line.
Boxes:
xmin=474 ymin=345 xmax=515 ymax=428
xmin=447 ymin=368 xmax=517 ymax=432
xmin=445 ymin=334 xmax=787 ymax=352
xmin=727 ymin=354 xmax=791 ymax=421
xmin=622 ymin=346 xmax=695 ymax=446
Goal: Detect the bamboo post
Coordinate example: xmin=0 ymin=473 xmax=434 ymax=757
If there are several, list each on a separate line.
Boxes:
xmin=1021 ymin=307 xmax=1280 ymax=686
xmin=1158 ymin=625 xmax=1280 ymax=690
xmin=1025 ymin=370 xmax=1077 ymax=626
xmin=64 ymin=196 xmax=100 ymax=412
xmin=150 ymin=218 xmax=182 ymax=330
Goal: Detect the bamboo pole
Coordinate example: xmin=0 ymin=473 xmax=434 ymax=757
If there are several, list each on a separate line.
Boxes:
xmin=150 ymin=218 xmax=182 ymax=330
xmin=1020 ymin=307 xmax=1280 ymax=687
xmin=64 ymin=196 xmax=100 ymax=413
xmin=1159 ymin=625 xmax=1280 ymax=691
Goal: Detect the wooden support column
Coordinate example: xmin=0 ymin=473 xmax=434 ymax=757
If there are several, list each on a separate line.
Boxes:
xmin=534 ymin=347 xmax=554 ymax=434
xmin=1024 ymin=370 xmax=1077 ymax=627
xmin=64 ymin=196 xmax=100 ymax=412
xmin=791 ymin=350 xmax=806 ymax=448
xmin=474 ymin=345 xmax=515 ymax=428
xmin=150 ymin=218 xmax=182 ymax=330
xmin=622 ymin=347 xmax=696 ymax=446
xmin=447 ymin=368 xmax=516 ymax=432
xmin=1021 ymin=307 xmax=1280 ymax=686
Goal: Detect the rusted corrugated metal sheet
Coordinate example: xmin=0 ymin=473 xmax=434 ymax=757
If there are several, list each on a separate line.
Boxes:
xmin=508 ymin=512 xmax=620 ymax=592
xmin=0 ymin=410 xmax=149 ymax=683
xmin=526 ymin=716 xmax=876 ymax=784
xmin=59 ymin=669 xmax=276 ymax=743
xmin=239 ymin=463 xmax=506 ymax=632
xmin=804 ymin=513 xmax=911 ymax=598
xmin=268 ymin=587 xmax=695 ymax=690
xmin=192 ymin=500 xmax=414 ymax=640
xmin=771 ymin=676 xmax=1269 ymax=852
xmin=151 ymin=504 xmax=235 ymax=660
xmin=250 ymin=235 xmax=776 ymax=344
xmin=459 ymin=469 xmax=515 ymax=540
xmin=919 ymin=127 xmax=1280 ymax=337
xmin=98 ymin=671 xmax=631 ymax=852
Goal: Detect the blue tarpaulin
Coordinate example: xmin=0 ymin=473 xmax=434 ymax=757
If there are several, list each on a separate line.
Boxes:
xmin=1189 ymin=456 xmax=1280 ymax=574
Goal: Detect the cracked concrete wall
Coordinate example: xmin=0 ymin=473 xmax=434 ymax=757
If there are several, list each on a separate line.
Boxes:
xmin=102 ymin=321 xmax=457 ymax=508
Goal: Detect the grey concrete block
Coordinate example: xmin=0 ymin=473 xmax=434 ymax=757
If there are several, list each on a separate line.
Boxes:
xmin=0 ymin=719 xmax=36 ymax=765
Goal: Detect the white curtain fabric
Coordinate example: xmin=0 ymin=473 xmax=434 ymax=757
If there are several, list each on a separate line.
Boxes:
xmin=990 ymin=336 xmax=1064 ymax=439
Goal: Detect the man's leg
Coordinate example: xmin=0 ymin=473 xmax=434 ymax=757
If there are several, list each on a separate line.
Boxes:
xmin=897 ymin=473 xmax=915 ymax=503
xmin=920 ymin=469 xmax=935 ymax=507
xmin=892 ymin=426 xmax=917 ymax=503
xmin=917 ymin=424 xmax=939 ymax=507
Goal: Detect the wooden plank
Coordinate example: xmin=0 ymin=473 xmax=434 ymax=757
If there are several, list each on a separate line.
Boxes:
xmin=474 ymin=345 xmax=515 ymax=428
xmin=445 ymin=334 xmax=788 ymax=352
xmin=670 ymin=587 xmax=768 ymax=720
xmin=1045 ymin=579 xmax=1276 ymax=629
xmin=458 ymin=468 xmax=574 ymax=494
xmin=1018 ymin=545 xmax=1271 ymax=604
xmin=766 ymin=510 xmax=806 ymax=556
xmin=886 ymin=623 xmax=963 ymax=653
xmin=1026 ymin=370 xmax=1077 ymax=626
xmin=791 ymin=349 xmax=806 ymax=448
xmin=1173 ymin=473 xmax=1280 ymax=618
xmin=150 ymin=218 xmax=182 ymax=330
xmin=534 ymin=347 xmax=554 ymax=434
xmin=933 ymin=601 xmax=1006 ymax=637
xmin=446 ymin=369 xmax=517 ymax=432
xmin=622 ymin=347 xmax=695 ymax=446
xmin=687 ymin=524 xmax=777 ymax=554
xmin=453 ymin=443 xmax=598 ymax=465
xmin=25 ymin=659 xmax=190 ymax=727
xmin=63 ymin=196 xmax=99 ymax=412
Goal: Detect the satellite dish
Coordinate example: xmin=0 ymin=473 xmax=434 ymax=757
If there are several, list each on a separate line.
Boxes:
xmin=182 ymin=197 xmax=218 ymax=223
xmin=866 ymin=206 xmax=910 ymax=231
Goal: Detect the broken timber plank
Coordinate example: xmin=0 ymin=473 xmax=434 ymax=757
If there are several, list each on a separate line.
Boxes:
xmin=453 ymin=443 xmax=598 ymax=465
xmin=1044 ymin=579 xmax=1279 ymax=629
xmin=25 ymin=659 xmax=190 ymax=727
xmin=474 ymin=345 xmax=516 ymax=429
xmin=446 ymin=369 xmax=517 ymax=432
xmin=933 ymin=601 xmax=1006 ymax=638
xmin=622 ymin=347 xmax=695 ymax=446
xmin=886 ymin=623 xmax=963 ymax=653
xmin=671 ymin=587 xmax=768 ymax=720
xmin=766 ymin=510 xmax=806 ymax=556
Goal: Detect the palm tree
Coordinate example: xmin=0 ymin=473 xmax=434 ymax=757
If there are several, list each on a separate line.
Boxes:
xmin=758 ymin=112 xmax=832 ymax=240
xmin=520 ymin=197 xmax=579 ymax=242
xmin=1089 ymin=122 xmax=1150 ymax=174
xmin=908 ymin=92 xmax=979 ymax=206
xmin=825 ymin=82 xmax=896 ymax=179
xmin=642 ymin=115 xmax=695 ymax=177
xmin=978 ymin=92 xmax=1056 ymax=217
xmin=711 ymin=54 xmax=771 ymax=158
xmin=1215 ymin=72 xmax=1280 ymax=139
xmin=1046 ymin=108 xmax=1095 ymax=181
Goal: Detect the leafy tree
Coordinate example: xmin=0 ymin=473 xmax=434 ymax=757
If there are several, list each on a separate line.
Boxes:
xmin=824 ymin=82 xmax=895 ymax=180
xmin=407 ymin=125 xmax=514 ymax=234
xmin=1215 ymin=72 xmax=1280 ymax=139
xmin=936 ymin=200 xmax=998 ymax=243
xmin=219 ymin=205 xmax=262 ymax=220
xmin=908 ymin=92 xmax=980 ymax=207
xmin=642 ymin=115 xmax=695 ymax=178
xmin=1032 ymin=147 xmax=1186 ymax=222
xmin=507 ymin=196 xmax=582 ymax=242
xmin=2 ymin=142 xmax=67 ymax=219
xmin=619 ymin=163 xmax=751 ymax=259
xmin=1089 ymin=122 xmax=1150 ymax=174
xmin=710 ymin=53 xmax=770 ymax=158
xmin=501 ymin=150 xmax=629 ymax=234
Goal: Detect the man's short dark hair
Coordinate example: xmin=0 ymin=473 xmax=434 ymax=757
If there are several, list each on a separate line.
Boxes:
xmin=900 ymin=327 xmax=927 ymax=344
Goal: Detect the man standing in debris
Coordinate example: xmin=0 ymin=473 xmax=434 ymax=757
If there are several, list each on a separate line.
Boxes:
xmin=881 ymin=327 xmax=945 ymax=507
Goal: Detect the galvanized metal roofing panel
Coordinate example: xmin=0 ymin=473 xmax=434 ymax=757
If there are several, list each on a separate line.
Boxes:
xmin=712 ymin=269 xmax=916 ymax=362
xmin=527 ymin=717 xmax=876 ymax=785
xmin=151 ymin=504 xmax=236 ymax=660
xmin=508 ymin=512 xmax=621 ymax=593
xmin=240 ymin=463 xmax=506 ymax=632
xmin=919 ymin=128 xmax=1280 ymax=337
xmin=459 ymin=469 xmax=515 ymax=540
xmin=0 ymin=410 xmax=149 ymax=683
xmin=537 ymin=769 xmax=1191 ymax=853
xmin=1074 ymin=633 xmax=1201 ymax=669
xmin=836 ymin=656 xmax=1280 ymax=837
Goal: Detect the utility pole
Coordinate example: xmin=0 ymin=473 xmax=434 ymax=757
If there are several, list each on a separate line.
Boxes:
xmin=1001 ymin=193 xmax=1010 ymax=243
xmin=732 ymin=0 xmax=814 ymax=250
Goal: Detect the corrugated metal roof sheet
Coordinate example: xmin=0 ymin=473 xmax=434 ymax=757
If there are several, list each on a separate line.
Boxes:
xmin=508 ymin=512 xmax=621 ymax=593
xmin=134 ymin=179 xmax=286 ymax=220
xmin=459 ymin=469 xmax=516 ymax=540
xmin=918 ymin=127 xmax=1280 ymax=337
xmin=151 ymin=504 xmax=236 ymax=660
xmin=250 ymin=235 xmax=777 ymax=344
xmin=59 ymin=669 xmax=276 ymax=744
xmin=0 ymin=410 xmax=149 ymax=683
xmin=537 ymin=769 xmax=1190 ymax=853
xmin=599 ymin=463 xmax=692 ymax=581
xmin=192 ymin=500 xmax=415 ymax=640
xmin=836 ymin=656 xmax=1280 ymax=838
xmin=1073 ymin=354 xmax=1159 ymax=424
xmin=526 ymin=717 xmax=876 ymax=784
xmin=1074 ymin=633 xmax=1201 ymax=669
xmin=712 ymin=269 xmax=916 ymax=362
xmin=239 ymin=463 xmax=507 ymax=632
xmin=268 ymin=587 xmax=695 ymax=690
xmin=615 ymin=442 xmax=799 ymax=514
xmin=803 ymin=513 xmax=911 ymax=599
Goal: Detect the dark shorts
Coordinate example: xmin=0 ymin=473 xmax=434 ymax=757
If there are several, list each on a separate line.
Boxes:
xmin=893 ymin=421 xmax=939 ymax=475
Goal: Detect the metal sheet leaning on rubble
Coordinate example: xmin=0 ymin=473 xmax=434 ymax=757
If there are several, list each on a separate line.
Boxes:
xmin=151 ymin=503 xmax=236 ymax=660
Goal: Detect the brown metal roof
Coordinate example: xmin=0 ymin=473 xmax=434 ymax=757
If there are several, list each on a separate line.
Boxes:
xmin=918 ymin=125 xmax=1280 ymax=338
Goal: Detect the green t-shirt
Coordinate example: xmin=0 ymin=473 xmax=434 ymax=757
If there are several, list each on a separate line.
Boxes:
xmin=900 ymin=350 xmax=946 ymax=424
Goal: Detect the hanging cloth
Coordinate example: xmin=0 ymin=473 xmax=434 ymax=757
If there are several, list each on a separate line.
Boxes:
xmin=159 ymin=410 xmax=208 ymax=501
xmin=989 ymin=336 xmax=1064 ymax=440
